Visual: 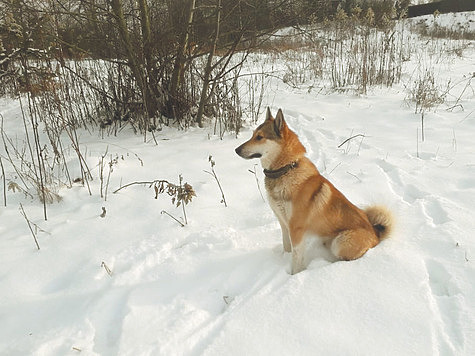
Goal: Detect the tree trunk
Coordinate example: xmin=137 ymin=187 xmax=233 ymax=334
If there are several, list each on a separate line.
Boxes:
xmin=196 ymin=0 xmax=221 ymax=128
xmin=137 ymin=0 xmax=160 ymax=126
xmin=110 ymin=0 xmax=158 ymax=124
xmin=110 ymin=0 xmax=144 ymax=90
xmin=168 ymin=0 xmax=196 ymax=113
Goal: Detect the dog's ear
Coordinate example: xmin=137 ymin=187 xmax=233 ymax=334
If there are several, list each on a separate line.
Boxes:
xmin=265 ymin=107 xmax=274 ymax=122
xmin=274 ymin=109 xmax=286 ymax=136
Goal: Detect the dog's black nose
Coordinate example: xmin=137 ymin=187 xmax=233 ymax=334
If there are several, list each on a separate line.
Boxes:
xmin=235 ymin=146 xmax=241 ymax=155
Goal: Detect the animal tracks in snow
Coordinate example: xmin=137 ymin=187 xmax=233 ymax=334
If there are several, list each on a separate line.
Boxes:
xmin=377 ymin=159 xmax=452 ymax=225
xmin=281 ymin=122 xmax=466 ymax=355
xmin=422 ymin=198 xmax=450 ymax=226
xmin=375 ymin=156 xmax=470 ymax=353
xmin=423 ymin=258 xmax=465 ymax=354
xmin=425 ymin=259 xmax=461 ymax=297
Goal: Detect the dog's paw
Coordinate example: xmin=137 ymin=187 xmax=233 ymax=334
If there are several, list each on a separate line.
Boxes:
xmin=290 ymin=264 xmax=306 ymax=275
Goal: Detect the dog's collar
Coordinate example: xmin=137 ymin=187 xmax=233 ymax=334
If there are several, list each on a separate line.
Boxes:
xmin=263 ymin=161 xmax=298 ymax=179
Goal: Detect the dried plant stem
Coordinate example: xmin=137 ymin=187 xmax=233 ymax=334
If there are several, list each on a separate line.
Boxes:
xmin=344 ymin=129 xmax=354 ymax=154
xmin=178 ymin=175 xmax=188 ymax=225
xmin=17 ymin=96 xmax=37 ymax=179
xmin=338 ymin=134 xmax=366 ymax=148
xmin=32 ymin=120 xmax=47 ymax=220
xmin=205 ymin=156 xmax=227 ymax=207
xmin=347 ymin=171 xmax=362 ymax=182
xmin=357 ymin=134 xmax=365 ymax=155
xmin=0 ymin=156 xmax=6 ymax=207
xmin=448 ymin=75 xmax=473 ymax=112
xmin=99 ymin=149 xmax=115 ymax=201
xmin=19 ymin=203 xmax=40 ymax=250
xmin=70 ymin=128 xmax=93 ymax=196
xmin=105 ymin=157 xmax=114 ymax=202
xmin=114 ymin=177 xmax=195 ymax=225
xmin=328 ymin=162 xmax=342 ymax=175
xmin=161 ymin=210 xmax=185 ymax=227
xmin=101 ymin=261 xmax=113 ymax=276
xmin=99 ymin=148 xmax=108 ymax=199
xmin=1 ymin=114 xmax=31 ymax=191
xmin=113 ymin=180 xmax=173 ymax=194
xmin=248 ymin=165 xmax=265 ymax=202
xmin=20 ymin=93 xmax=48 ymax=220
xmin=417 ymin=127 xmax=420 ymax=158
xmin=421 ymin=112 xmax=425 ymax=142
xmin=205 ymin=169 xmax=227 ymax=207
xmin=182 ymin=203 xmax=188 ymax=225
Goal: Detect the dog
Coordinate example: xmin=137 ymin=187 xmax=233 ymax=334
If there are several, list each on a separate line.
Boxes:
xmin=235 ymin=108 xmax=393 ymax=274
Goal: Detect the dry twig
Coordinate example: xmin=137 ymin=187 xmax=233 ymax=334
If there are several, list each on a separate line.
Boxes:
xmin=338 ymin=134 xmax=366 ymax=148
xmin=204 ymin=155 xmax=227 ymax=207
xmin=19 ymin=203 xmax=46 ymax=250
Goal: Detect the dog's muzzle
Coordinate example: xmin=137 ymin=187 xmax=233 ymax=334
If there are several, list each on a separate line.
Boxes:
xmin=235 ymin=145 xmax=261 ymax=159
xmin=234 ymin=145 xmax=243 ymax=156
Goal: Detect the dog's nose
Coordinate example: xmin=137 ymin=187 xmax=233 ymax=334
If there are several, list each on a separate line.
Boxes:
xmin=235 ymin=146 xmax=241 ymax=155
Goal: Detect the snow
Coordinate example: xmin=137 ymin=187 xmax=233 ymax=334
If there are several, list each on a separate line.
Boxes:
xmin=1 ymin=13 xmax=475 ymax=356
xmin=408 ymin=10 xmax=475 ymax=34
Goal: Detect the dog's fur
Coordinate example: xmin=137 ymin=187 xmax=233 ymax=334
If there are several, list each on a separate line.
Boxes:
xmin=235 ymin=108 xmax=393 ymax=274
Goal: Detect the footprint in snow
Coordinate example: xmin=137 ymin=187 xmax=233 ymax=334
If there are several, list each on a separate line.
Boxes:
xmin=402 ymin=184 xmax=427 ymax=204
xmin=422 ymin=197 xmax=450 ymax=225
xmin=425 ymin=259 xmax=460 ymax=297
xmin=376 ymin=159 xmax=404 ymax=188
xmin=424 ymin=258 xmax=464 ymax=353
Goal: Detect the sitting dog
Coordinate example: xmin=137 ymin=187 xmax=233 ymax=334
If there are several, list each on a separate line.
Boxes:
xmin=235 ymin=108 xmax=393 ymax=274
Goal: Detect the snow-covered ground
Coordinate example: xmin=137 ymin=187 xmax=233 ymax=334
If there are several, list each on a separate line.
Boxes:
xmin=408 ymin=9 xmax=475 ymax=34
xmin=1 ymin=13 xmax=475 ymax=356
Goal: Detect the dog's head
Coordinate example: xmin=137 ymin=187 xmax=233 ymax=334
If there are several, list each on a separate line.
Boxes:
xmin=235 ymin=108 xmax=288 ymax=163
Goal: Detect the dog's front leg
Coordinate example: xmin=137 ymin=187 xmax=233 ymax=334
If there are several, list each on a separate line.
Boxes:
xmin=269 ymin=200 xmax=292 ymax=253
xmin=282 ymin=226 xmax=291 ymax=253
xmin=289 ymin=224 xmax=306 ymax=275
xmin=277 ymin=219 xmax=291 ymax=253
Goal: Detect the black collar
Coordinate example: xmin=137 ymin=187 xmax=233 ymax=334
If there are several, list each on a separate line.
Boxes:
xmin=263 ymin=161 xmax=298 ymax=179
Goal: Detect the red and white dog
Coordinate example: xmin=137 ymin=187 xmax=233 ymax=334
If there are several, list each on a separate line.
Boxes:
xmin=235 ymin=108 xmax=393 ymax=274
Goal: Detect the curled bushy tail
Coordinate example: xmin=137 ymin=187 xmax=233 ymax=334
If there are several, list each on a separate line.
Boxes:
xmin=365 ymin=205 xmax=394 ymax=240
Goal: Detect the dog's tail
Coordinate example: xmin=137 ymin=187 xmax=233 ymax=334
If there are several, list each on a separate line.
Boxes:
xmin=365 ymin=205 xmax=394 ymax=240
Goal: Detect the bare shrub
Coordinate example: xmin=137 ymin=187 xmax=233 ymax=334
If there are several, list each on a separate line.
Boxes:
xmin=408 ymin=69 xmax=446 ymax=114
xmin=268 ymin=6 xmax=405 ymax=93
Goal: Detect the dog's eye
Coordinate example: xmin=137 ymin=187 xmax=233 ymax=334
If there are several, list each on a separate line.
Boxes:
xmin=256 ymin=135 xmax=263 ymax=141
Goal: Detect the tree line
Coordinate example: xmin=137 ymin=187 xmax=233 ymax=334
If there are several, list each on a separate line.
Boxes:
xmin=0 ymin=0 xmax=408 ymax=132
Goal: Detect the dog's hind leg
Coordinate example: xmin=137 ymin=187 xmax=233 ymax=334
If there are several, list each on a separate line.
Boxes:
xmin=330 ymin=229 xmax=378 ymax=261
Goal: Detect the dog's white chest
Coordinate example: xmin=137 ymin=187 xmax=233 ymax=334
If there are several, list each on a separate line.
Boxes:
xmin=265 ymin=177 xmax=294 ymax=226
xmin=268 ymin=195 xmax=292 ymax=225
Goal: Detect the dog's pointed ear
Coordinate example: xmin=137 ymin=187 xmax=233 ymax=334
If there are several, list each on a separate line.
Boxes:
xmin=274 ymin=109 xmax=286 ymax=136
xmin=265 ymin=107 xmax=274 ymax=121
